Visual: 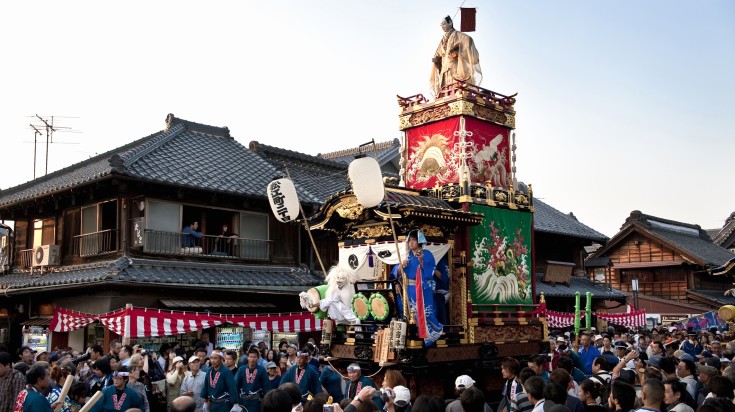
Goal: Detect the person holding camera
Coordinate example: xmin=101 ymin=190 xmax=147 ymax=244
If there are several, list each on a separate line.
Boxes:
xmin=167 ymin=356 xmax=187 ymax=407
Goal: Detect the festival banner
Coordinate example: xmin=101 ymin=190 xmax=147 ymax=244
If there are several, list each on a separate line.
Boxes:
xmin=469 ymin=204 xmax=533 ymax=305
xmin=676 ymin=311 xmax=726 ymax=331
xmin=405 ymin=116 xmax=511 ymax=190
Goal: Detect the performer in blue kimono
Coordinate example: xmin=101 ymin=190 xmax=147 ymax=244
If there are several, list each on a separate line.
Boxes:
xmin=201 ymin=351 xmax=238 ymax=412
xmin=14 ymin=364 xmax=53 ymax=412
xmin=279 ymin=349 xmax=321 ymax=397
xmin=344 ymin=363 xmax=383 ymax=409
xmin=92 ymin=368 xmax=145 ymax=412
xmin=392 ymin=229 xmax=443 ymax=345
xmin=234 ymin=348 xmax=269 ymax=412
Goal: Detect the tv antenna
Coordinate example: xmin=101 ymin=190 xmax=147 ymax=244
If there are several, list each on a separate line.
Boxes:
xmin=27 ymin=115 xmax=81 ymax=178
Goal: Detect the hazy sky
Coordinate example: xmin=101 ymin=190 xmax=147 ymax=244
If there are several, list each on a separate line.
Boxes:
xmin=1 ymin=1 xmax=733 ymax=238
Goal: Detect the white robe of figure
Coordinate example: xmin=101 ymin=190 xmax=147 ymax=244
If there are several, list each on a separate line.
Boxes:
xmin=430 ymin=29 xmax=482 ymax=97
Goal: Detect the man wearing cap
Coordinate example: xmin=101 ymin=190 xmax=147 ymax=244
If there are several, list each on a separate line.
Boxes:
xmin=181 ymin=355 xmax=206 ymax=412
xmin=696 ymin=364 xmax=718 ymax=404
xmin=593 ymin=335 xmax=603 ymax=349
xmin=279 ymin=349 xmax=320 ymax=397
xmin=344 ymin=363 xmax=382 ymax=409
xmin=447 ymin=374 xmax=493 ymax=412
xmin=235 ymin=348 xmax=269 ymax=412
xmin=168 ymin=355 xmax=187 ymax=407
xmin=201 ymin=351 xmax=238 ymax=412
xmin=92 ymin=367 xmax=145 ymax=412
xmin=13 ymin=363 xmax=52 ymax=412
xmin=680 ymin=332 xmax=702 ymax=359
xmin=265 ymin=362 xmax=281 ymax=393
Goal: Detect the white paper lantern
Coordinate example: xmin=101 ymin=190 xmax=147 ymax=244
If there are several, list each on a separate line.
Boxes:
xmin=349 ymin=157 xmax=385 ymax=208
xmin=267 ymin=178 xmax=300 ymax=223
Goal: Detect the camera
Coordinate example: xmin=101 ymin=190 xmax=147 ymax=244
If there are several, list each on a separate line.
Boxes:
xmin=380 ymin=388 xmax=394 ymax=403
xmin=323 ymin=405 xmax=334 ymax=412
xmin=71 ymin=352 xmax=91 ymax=365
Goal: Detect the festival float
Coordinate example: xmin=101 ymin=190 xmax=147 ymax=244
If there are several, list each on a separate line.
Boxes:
xmin=267 ymin=14 xmax=547 ymax=395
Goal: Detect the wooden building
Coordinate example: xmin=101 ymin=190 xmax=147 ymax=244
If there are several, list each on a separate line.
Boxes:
xmin=587 ymin=210 xmax=735 ymax=316
xmin=0 ymin=114 xmax=328 ymax=353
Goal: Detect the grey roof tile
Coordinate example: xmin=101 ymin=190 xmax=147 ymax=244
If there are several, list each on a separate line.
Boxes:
xmin=535 ymin=274 xmax=627 ymax=299
xmin=0 ymin=115 xmax=281 ymax=207
xmin=627 ymin=212 xmax=735 ymax=267
xmin=249 ymin=141 xmax=350 ymax=204
xmin=319 ymin=139 xmax=400 ymax=166
xmin=0 ymin=257 xmax=323 ymax=294
xmin=533 ymin=199 xmax=608 ymax=243
xmin=687 ymin=289 xmax=735 ymax=306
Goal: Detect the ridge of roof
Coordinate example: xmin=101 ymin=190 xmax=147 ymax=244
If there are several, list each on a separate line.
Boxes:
xmin=165 ymin=113 xmax=231 ymax=138
xmin=249 ymin=141 xmax=346 ymax=170
xmin=624 ymin=210 xmax=709 ymax=240
xmin=533 ymin=199 xmax=608 ymax=242
xmin=319 ymin=139 xmax=399 ymax=160
xmin=712 ymin=212 xmax=735 ymax=245
xmin=109 ymin=123 xmax=186 ymax=173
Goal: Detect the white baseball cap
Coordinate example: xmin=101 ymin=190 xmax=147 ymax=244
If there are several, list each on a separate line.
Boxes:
xmin=393 ymin=386 xmax=411 ymax=407
xmin=455 ymin=375 xmax=475 ymax=389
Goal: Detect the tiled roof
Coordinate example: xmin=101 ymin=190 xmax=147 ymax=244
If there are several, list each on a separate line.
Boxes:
xmin=0 ymin=115 xmax=281 ymax=207
xmin=319 ymin=139 xmax=401 ymax=167
xmin=249 ymin=141 xmax=349 ymax=204
xmin=0 ymin=257 xmax=323 ymax=295
xmin=533 ymin=199 xmax=608 ymax=243
xmin=624 ymin=211 xmax=735 ymax=267
xmin=712 ymin=212 xmax=735 ymax=248
xmin=535 ymin=274 xmax=627 ymax=300
xmin=686 ymin=289 xmax=735 ymax=306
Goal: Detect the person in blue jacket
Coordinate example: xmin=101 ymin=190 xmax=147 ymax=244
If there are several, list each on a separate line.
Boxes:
xmin=201 ymin=351 xmax=238 ymax=412
xmin=279 ymin=349 xmax=321 ymax=397
xmin=234 ymin=348 xmax=269 ymax=412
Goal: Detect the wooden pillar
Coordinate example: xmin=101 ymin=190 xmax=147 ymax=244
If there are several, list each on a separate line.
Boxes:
xmin=121 ymin=304 xmax=132 ymax=345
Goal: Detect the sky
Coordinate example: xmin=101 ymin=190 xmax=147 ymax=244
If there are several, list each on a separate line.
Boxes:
xmin=1 ymin=1 xmax=733 ymax=238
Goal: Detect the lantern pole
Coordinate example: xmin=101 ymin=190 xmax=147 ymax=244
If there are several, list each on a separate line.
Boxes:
xmin=284 ymin=166 xmax=327 ymax=276
xmin=363 ymin=140 xmax=412 ymax=323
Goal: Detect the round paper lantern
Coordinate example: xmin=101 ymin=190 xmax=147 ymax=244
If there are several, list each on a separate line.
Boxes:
xmin=267 ymin=178 xmax=300 ymax=223
xmin=348 ymin=156 xmax=385 ymax=208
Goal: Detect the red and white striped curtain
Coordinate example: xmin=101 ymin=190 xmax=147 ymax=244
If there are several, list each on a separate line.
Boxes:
xmin=594 ymin=309 xmax=647 ymax=328
xmin=50 ymin=306 xmax=322 ymax=337
xmin=545 ymin=310 xmax=585 ymax=328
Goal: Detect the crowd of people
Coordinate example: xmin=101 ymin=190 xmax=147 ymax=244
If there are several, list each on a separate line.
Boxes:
xmin=3 ymin=326 xmax=735 ymax=412
xmin=501 ymin=326 xmax=735 ymax=412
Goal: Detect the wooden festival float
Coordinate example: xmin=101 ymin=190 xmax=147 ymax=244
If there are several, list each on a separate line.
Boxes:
xmin=268 ymin=81 xmax=548 ymax=395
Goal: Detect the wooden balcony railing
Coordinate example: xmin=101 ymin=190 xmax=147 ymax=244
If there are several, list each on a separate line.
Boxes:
xmin=143 ymin=230 xmax=271 ymax=261
xmin=73 ymin=229 xmax=118 ymax=257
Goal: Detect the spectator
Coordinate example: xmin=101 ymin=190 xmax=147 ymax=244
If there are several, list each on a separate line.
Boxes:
xmin=608 ymin=381 xmax=635 ymax=412
xmin=635 ymin=379 xmax=664 ymax=412
xmin=448 ymin=374 xmax=492 ymax=412
xmin=180 ymin=355 xmax=205 ymax=411
xmin=577 ymin=380 xmax=606 ymax=412
xmin=0 ymin=352 xmax=26 ymax=412
xmin=549 ymin=368 xmax=584 ymax=412
xmin=663 ymin=379 xmax=695 ymax=412
xmin=171 ymin=395 xmax=197 ymax=412
xmin=529 ymin=355 xmax=550 ymax=382
xmin=14 ymin=363 xmax=52 ymax=411
xmin=263 ymin=389 xmax=293 ymax=412
xmin=182 ymin=221 xmax=203 ymax=248
xmin=499 ymin=358 xmax=521 ymax=412
xmin=524 ymin=376 xmax=546 ymax=412
xmin=509 ymin=368 xmax=537 ymax=412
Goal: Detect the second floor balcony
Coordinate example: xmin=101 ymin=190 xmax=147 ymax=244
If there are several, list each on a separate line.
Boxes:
xmin=74 ymin=229 xmax=118 ymax=257
xmin=143 ymin=230 xmax=271 ymax=261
